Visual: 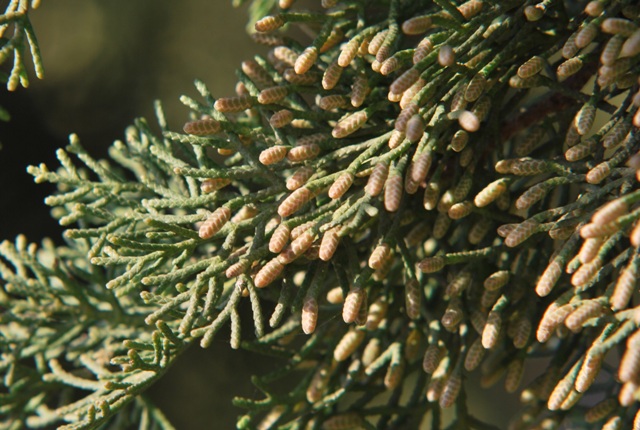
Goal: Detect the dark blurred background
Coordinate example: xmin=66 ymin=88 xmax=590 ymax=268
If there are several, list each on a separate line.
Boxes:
xmin=0 ymin=0 xmax=259 ymax=241
xmin=0 ymin=2 xmax=517 ymax=428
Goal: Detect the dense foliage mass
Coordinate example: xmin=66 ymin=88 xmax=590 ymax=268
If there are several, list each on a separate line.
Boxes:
xmin=2 ymin=0 xmax=640 ymax=429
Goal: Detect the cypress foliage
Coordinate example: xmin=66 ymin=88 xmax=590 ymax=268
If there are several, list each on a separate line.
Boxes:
xmin=2 ymin=1 xmax=640 ymax=428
